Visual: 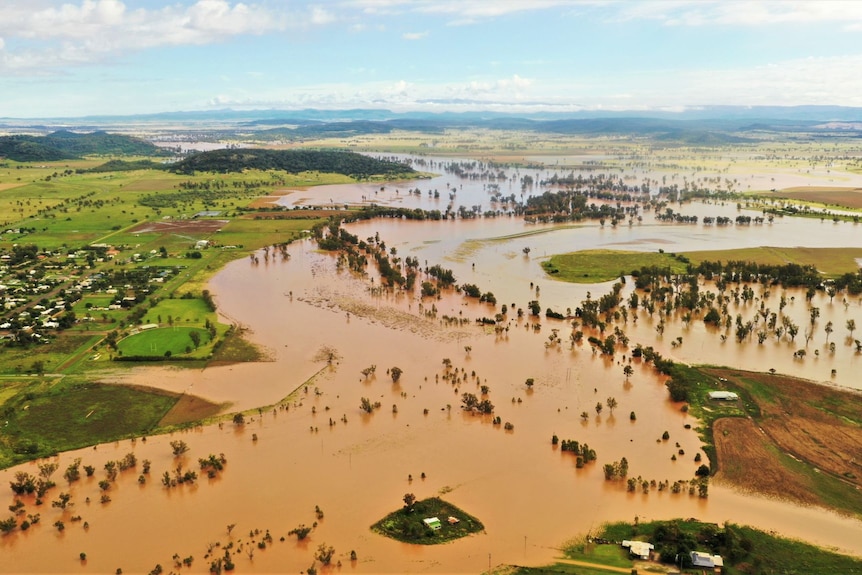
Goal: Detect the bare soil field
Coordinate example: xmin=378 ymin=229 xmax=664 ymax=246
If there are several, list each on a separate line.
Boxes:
xmin=130 ymin=219 xmax=228 ymax=234
xmin=707 ymin=368 xmax=862 ymax=509
xmin=714 ymin=417 xmax=821 ymax=505
xmin=158 ymin=393 xmax=224 ymax=426
xmin=773 ymin=187 xmax=862 ymax=208
xmin=0 ymin=183 xmax=25 ymax=192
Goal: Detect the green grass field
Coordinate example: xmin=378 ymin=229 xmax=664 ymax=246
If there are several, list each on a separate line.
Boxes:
xmin=117 ymin=326 xmax=211 ymax=358
xmin=542 ymin=250 xmax=688 ymax=283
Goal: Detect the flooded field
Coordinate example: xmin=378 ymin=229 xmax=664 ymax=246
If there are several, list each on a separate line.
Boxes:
xmin=3 ymin=154 xmax=862 ymax=573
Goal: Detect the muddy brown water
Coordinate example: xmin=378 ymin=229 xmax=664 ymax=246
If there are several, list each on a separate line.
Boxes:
xmin=4 ymin=160 xmax=862 ymax=573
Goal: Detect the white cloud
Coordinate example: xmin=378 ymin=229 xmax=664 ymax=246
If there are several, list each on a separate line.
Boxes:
xmin=401 ymin=31 xmax=428 ymax=40
xmin=614 ymin=1 xmax=862 ymax=28
xmin=0 ymin=0 xmax=337 ymax=71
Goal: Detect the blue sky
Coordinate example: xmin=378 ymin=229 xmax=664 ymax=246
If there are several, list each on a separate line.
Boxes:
xmin=2 ymin=0 xmax=862 ymax=118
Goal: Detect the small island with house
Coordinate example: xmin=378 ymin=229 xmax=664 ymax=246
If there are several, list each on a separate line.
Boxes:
xmin=370 ymin=495 xmax=484 ymax=545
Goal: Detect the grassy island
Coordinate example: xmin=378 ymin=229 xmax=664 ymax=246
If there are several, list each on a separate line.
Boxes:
xmin=371 ymin=496 xmax=484 ymax=544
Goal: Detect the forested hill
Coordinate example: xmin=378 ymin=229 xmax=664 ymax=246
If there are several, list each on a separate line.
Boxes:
xmin=168 ymin=148 xmax=416 ymax=178
xmin=0 ymin=130 xmax=167 ymax=161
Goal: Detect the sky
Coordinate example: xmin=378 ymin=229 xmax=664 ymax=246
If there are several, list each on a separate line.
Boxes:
xmin=2 ymin=0 xmax=862 ymax=118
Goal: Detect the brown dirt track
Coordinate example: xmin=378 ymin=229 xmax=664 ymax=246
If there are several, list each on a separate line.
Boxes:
xmin=707 ymin=368 xmax=862 ymax=510
xmin=130 ymin=219 xmax=228 ymax=234
xmin=774 ymin=187 xmax=862 ymax=209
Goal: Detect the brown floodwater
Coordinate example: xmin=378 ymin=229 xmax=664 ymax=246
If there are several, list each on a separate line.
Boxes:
xmin=3 ymin=158 xmax=862 ymax=573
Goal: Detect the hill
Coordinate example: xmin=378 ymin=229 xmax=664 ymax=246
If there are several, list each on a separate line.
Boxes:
xmin=0 ymin=130 xmax=166 ymax=161
xmin=168 ymin=148 xmax=416 ymax=178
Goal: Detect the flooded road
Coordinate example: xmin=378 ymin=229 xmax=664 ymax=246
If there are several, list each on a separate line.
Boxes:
xmin=3 ymin=155 xmax=862 ymax=573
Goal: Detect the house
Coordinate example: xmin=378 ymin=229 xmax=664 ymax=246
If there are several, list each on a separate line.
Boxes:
xmin=447 ymin=516 xmax=460 ymax=525
xmin=195 ymin=240 xmax=210 ymax=249
xmin=690 ymin=551 xmax=723 ymax=569
xmin=622 ymin=540 xmax=654 ymax=559
xmin=708 ymin=391 xmax=739 ymax=401
xmin=422 ymin=517 xmax=442 ymax=530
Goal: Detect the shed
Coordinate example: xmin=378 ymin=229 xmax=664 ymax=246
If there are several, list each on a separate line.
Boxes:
xmin=708 ymin=391 xmax=739 ymax=401
xmin=691 ymin=551 xmax=723 ymax=568
xmin=622 ymin=540 xmax=654 ymax=559
xmin=422 ymin=517 xmax=442 ymax=530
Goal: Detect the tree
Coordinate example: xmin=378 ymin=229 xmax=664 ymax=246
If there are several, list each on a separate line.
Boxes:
xmin=606 ymin=397 xmax=618 ymax=415
xmin=847 ymin=319 xmax=857 ymax=338
xmin=623 ymin=365 xmax=634 ymax=379
xmin=288 ymin=524 xmax=312 ymax=540
xmin=232 ymin=413 xmax=245 ymax=425
xmin=314 ymin=543 xmax=335 ymax=565
xmin=595 ymin=402 xmax=603 ymax=416
xmin=189 ymin=330 xmax=201 ymax=349
xmin=10 ymin=472 xmax=37 ymax=495
xmin=580 ymin=411 xmax=589 ymax=421
xmin=825 ymin=321 xmax=834 ymax=343
xmin=170 ymin=440 xmax=189 ymax=457
xmin=64 ymin=459 xmax=82 ymax=484
xmin=403 ymin=493 xmax=416 ymax=512
xmin=0 ymin=516 xmax=17 ymax=533
xmin=390 ymin=366 xmax=403 ymax=383
xmin=51 ymin=492 xmax=72 ymax=510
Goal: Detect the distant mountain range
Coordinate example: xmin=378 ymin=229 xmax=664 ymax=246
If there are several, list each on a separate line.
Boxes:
xmin=3 ymin=105 xmax=862 ymax=126
xmin=1 ymin=106 xmax=861 ymax=159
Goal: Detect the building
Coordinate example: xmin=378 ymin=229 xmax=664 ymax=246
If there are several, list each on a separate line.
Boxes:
xmin=622 ymin=540 xmax=654 ymax=559
xmin=690 ymin=551 xmax=724 ymax=569
xmin=422 ymin=517 xmax=442 ymax=530
xmin=708 ymin=391 xmax=739 ymax=401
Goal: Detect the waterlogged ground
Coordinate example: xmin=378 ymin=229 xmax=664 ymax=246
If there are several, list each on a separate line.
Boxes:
xmin=3 ymin=154 xmax=862 ymax=573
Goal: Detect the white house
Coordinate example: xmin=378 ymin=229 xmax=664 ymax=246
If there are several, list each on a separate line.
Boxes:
xmin=622 ymin=540 xmax=654 ymax=559
xmin=422 ymin=517 xmax=442 ymax=530
xmin=708 ymin=391 xmax=739 ymax=401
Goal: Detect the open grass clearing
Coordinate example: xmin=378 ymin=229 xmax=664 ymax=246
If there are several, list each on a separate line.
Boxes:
xmin=0 ymin=379 xmax=177 ymax=467
xmin=542 ymin=250 xmax=688 ymax=283
xmin=0 ymin=334 xmax=99 ymax=375
xmin=143 ymin=297 xmax=214 ymax=326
